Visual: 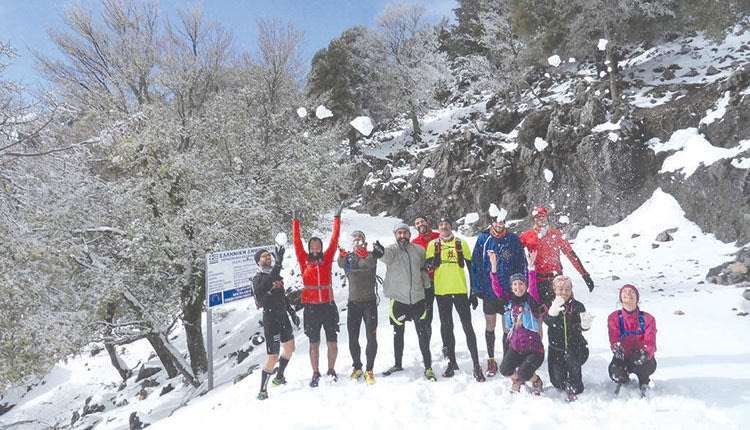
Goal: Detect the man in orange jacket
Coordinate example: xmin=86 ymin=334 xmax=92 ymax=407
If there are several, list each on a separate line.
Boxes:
xmin=519 ymin=206 xmax=595 ymax=307
xmin=292 ymin=205 xmax=342 ymax=387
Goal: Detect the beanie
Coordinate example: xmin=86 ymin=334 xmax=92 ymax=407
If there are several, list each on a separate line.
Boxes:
xmin=509 ymin=273 xmax=526 ymax=285
xmin=351 ymin=230 xmax=366 ymax=242
xmin=531 ymin=206 xmax=548 ymax=217
xmin=437 ymin=216 xmax=452 ymax=226
xmin=254 ymin=249 xmax=270 ymax=265
xmin=393 ymin=223 xmax=410 ymax=234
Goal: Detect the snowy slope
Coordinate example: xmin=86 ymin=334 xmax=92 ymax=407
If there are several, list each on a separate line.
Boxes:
xmin=359 ymin=25 xmax=750 ymax=168
xmin=3 ymin=190 xmax=748 ymax=430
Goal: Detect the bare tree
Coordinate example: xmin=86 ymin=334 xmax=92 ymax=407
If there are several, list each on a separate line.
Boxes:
xmin=248 ymin=17 xmax=307 ymax=146
xmin=376 ymin=2 xmax=449 ymax=142
xmin=36 ymin=0 xmax=160 ymax=117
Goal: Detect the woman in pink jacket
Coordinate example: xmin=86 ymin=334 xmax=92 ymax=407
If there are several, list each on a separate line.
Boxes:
xmin=607 ymin=284 xmax=657 ymax=396
xmin=489 ymin=249 xmax=545 ymax=394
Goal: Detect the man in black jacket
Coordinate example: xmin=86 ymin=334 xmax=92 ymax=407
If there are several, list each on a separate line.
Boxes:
xmin=254 ymin=245 xmax=299 ymax=400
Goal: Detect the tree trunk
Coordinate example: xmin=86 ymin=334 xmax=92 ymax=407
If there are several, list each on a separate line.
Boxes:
xmin=120 ymin=290 xmax=199 ymax=386
xmin=103 ymin=302 xmax=131 ymax=381
xmin=347 ymin=127 xmax=360 ymax=157
xmin=607 ymin=43 xmax=620 ymax=102
xmin=145 ymin=333 xmax=179 ymax=379
xmin=104 ymin=343 xmax=131 ymax=381
xmin=181 ymin=268 xmax=208 ymax=375
xmin=410 ymin=109 xmax=421 ymax=143
xmin=152 ymin=331 xmax=200 ymax=387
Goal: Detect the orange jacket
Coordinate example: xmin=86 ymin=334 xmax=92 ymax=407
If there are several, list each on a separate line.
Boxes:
xmin=293 ymin=217 xmax=341 ymax=303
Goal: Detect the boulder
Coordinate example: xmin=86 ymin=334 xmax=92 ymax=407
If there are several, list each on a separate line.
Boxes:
xmin=134 ymin=366 xmax=161 ymax=383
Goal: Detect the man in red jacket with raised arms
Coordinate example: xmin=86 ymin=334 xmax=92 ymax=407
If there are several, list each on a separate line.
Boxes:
xmin=293 ymin=205 xmax=342 ymax=387
xmin=519 ymin=206 xmax=595 ymax=307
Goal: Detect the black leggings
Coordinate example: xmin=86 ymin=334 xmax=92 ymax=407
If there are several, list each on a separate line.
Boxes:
xmin=548 ymin=347 xmax=589 ymax=394
xmin=499 ymin=348 xmax=544 ymax=382
xmin=436 ymin=293 xmax=480 ymax=366
xmin=390 ymin=300 xmax=432 ymax=369
xmin=609 ymin=356 xmax=657 ymax=385
xmin=347 ymin=300 xmax=378 ymax=371
xmin=536 ymin=277 xmax=555 ymax=308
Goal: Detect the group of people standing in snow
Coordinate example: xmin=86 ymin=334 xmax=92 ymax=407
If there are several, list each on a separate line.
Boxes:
xmin=253 ymin=205 xmax=657 ymax=401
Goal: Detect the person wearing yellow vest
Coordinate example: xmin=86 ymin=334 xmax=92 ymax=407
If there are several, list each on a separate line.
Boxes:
xmin=425 ymin=217 xmax=485 ymax=382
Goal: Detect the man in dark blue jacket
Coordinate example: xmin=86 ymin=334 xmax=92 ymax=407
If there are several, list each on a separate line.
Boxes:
xmin=470 ymin=213 xmax=526 ymax=376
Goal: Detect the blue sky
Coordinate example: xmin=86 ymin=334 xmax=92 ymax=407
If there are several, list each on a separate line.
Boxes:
xmin=0 ymin=0 xmax=457 ymax=87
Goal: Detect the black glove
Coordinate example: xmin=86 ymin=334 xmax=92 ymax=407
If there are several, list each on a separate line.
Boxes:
xmin=582 ymin=272 xmax=595 ymax=292
xmin=613 ymin=343 xmax=625 ymax=361
xmin=469 ymin=291 xmax=479 ymax=310
xmin=334 ymin=202 xmax=344 ymax=218
xmin=292 ymin=208 xmax=300 ymax=220
xmin=287 ymin=304 xmax=300 ymax=328
xmin=274 ymin=245 xmax=285 ymax=265
xmin=633 ymin=348 xmax=649 ymax=365
xmin=372 ymin=240 xmax=385 ymax=258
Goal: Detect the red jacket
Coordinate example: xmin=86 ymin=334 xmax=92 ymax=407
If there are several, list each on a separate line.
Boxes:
xmin=519 ymin=227 xmax=586 ymax=278
xmin=412 ymin=230 xmax=440 ymax=283
xmin=412 ymin=230 xmax=440 ymax=249
xmin=607 ymin=309 xmax=657 ymax=360
xmin=293 ymin=217 xmax=340 ymax=304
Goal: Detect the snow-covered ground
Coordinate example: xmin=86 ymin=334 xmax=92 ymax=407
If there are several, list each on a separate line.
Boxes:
xmin=3 ymin=189 xmax=748 ymax=430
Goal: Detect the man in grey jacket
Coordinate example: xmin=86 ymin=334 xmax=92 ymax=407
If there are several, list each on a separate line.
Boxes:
xmin=337 ymin=230 xmax=379 ymax=384
xmin=372 ymin=223 xmax=435 ymax=381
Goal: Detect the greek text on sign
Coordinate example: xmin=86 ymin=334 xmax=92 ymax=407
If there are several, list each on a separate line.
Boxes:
xmin=206 ymin=245 xmax=275 ymax=309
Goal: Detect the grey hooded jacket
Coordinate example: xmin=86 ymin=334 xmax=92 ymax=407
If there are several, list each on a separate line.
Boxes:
xmin=380 ymin=242 xmax=430 ymax=305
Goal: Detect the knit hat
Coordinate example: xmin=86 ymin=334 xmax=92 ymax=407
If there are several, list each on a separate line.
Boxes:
xmin=531 ymin=206 xmax=548 ymax=217
xmin=351 ymin=230 xmax=366 ymax=242
xmin=254 ymin=249 xmax=270 ymax=265
xmin=619 ymin=284 xmax=639 ymax=302
xmin=509 ymin=273 xmax=526 ymax=285
xmin=437 ymin=216 xmax=452 ymax=226
xmin=393 ymin=223 xmax=410 ymax=234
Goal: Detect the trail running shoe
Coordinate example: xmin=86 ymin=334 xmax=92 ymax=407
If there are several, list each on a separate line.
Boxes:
xmin=442 ymin=362 xmax=457 ymax=378
xmin=309 ymin=371 xmax=321 ymax=388
xmin=327 ymin=369 xmax=338 ymax=382
xmin=564 ymin=382 xmax=577 ymax=402
xmin=486 ymin=358 xmax=498 ymax=377
xmin=382 ymin=365 xmax=403 ymax=376
xmin=256 ymin=391 xmax=268 ymax=400
xmin=639 ymin=384 xmax=649 ymax=398
xmin=271 ymin=376 xmax=287 ymax=386
xmin=364 ymin=370 xmax=375 ymax=385
xmin=530 ymin=375 xmax=544 ymax=395
xmin=424 ymin=368 xmax=437 ymax=381
xmin=350 ymin=368 xmax=363 ymax=380
xmin=510 ymin=375 xmax=522 ymax=394
xmin=473 ymin=365 xmax=486 ymax=382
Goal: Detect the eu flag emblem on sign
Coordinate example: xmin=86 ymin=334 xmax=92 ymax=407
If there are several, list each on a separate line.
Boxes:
xmin=209 ymin=293 xmax=223 ymax=307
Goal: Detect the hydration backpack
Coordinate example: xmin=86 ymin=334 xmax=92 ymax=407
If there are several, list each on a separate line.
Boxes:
xmin=432 ymin=239 xmax=465 ymax=268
